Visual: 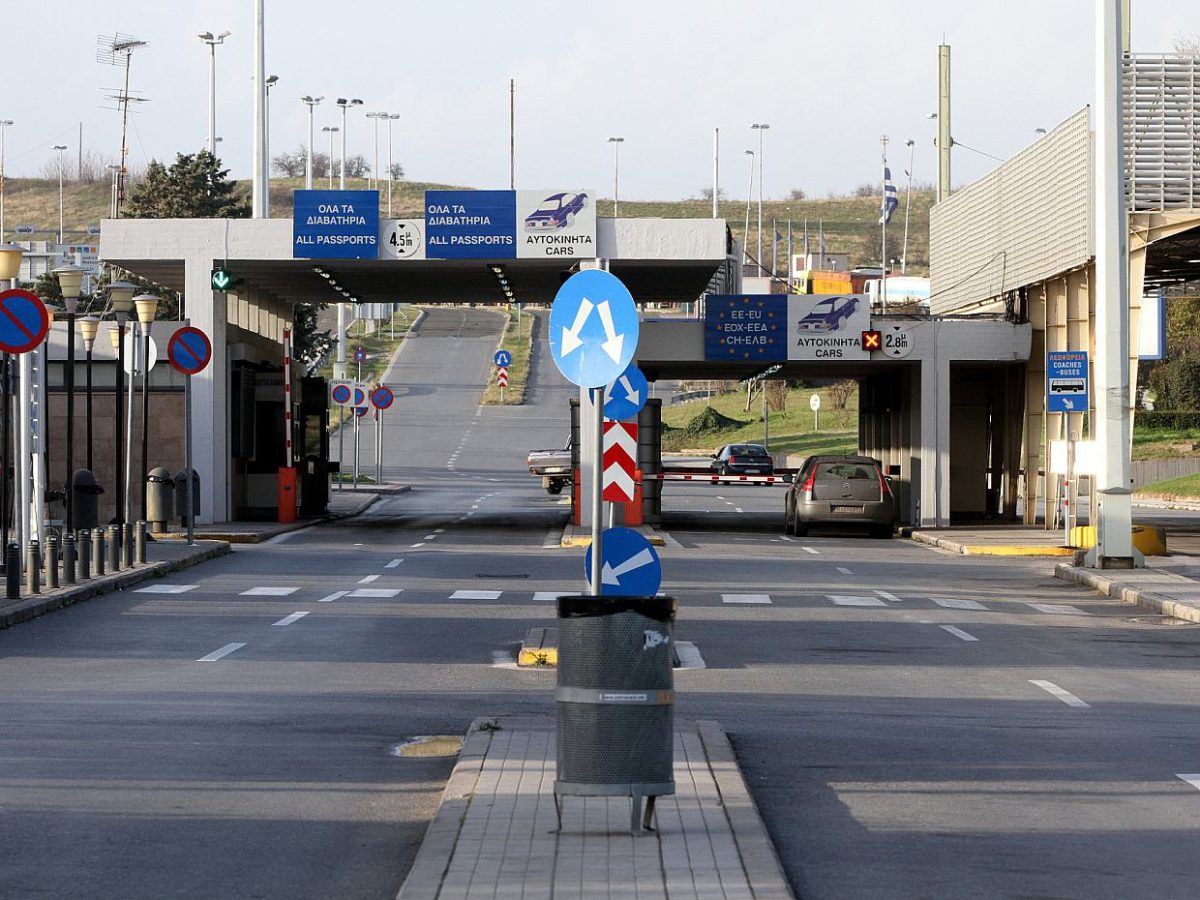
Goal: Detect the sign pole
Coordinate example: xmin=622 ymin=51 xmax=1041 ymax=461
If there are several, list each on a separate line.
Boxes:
xmin=353 ymin=409 xmax=360 ymax=490
xmin=375 ymin=408 xmax=382 ymax=486
xmin=338 ymin=412 xmax=345 ymax=491
xmin=16 ymin=350 xmax=31 ymax=556
xmin=185 ymin=371 xmax=194 ymax=545
xmin=591 ymin=385 xmax=604 ymax=596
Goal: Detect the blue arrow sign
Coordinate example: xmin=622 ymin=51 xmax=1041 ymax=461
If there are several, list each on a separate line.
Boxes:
xmin=494 ymin=349 xmax=512 ymax=368
xmin=549 ymin=270 xmax=638 ymax=388
xmin=584 ymin=527 xmax=662 ymax=597
xmin=603 ymin=363 xmax=648 ymax=422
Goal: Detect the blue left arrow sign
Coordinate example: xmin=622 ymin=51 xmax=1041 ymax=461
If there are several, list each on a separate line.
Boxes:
xmin=584 ymin=527 xmax=662 ymax=596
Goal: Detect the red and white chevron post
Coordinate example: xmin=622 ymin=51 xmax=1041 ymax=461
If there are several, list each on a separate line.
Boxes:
xmin=602 ymin=421 xmax=638 ymax=503
xmin=496 ymin=366 xmax=509 ymax=387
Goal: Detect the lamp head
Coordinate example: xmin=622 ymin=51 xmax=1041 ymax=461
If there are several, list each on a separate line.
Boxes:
xmin=53 ymin=265 xmax=86 ymax=309
xmin=266 ymin=75 xmax=279 ymax=87
xmin=107 ymin=281 xmax=138 ymax=319
xmin=198 ymin=31 xmax=213 ymax=41
xmin=133 ymin=294 xmax=159 ymax=328
xmin=108 ymin=323 xmax=122 ymax=352
xmin=0 ymin=242 xmax=24 ymax=280
xmin=78 ymin=316 xmax=100 ymax=349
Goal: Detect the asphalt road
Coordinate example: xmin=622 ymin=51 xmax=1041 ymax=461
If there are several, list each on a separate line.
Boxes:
xmin=3 ymin=307 xmax=1200 ymax=898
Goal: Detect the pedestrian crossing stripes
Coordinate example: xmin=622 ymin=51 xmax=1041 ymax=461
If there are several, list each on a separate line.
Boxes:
xmin=721 ymin=594 xmax=772 ymax=604
xmin=450 ymin=590 xmax=503 ymax=600
xmin=932 ymin=597 xmax=988 ymax=611
xmin=134 ymin=584 xmax=196 ymax=594
xmin=828 ymin=595 xmax=887 ymax=607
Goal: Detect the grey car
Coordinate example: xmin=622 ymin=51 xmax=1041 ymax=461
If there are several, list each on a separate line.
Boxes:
xmin=784 ymin=454 xmax=895 ymax=538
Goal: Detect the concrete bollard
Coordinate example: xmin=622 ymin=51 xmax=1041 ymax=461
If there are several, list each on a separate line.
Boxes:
xmin=107 ymin=525 xmax=121 ymax=573
xmin=45 ymin=535 xmax=60 ymax=590
xmin=78 ymin=530 xmax=92 ymax=581
xmin=136 ymin=521 xmax=147 ymax=565
xmin=25 ymin=541 xmax=40 ymax=595
xmin=122 ymin=522 xmax=134 ymax=569
xmin=63 ymin=533 xmax=77 ymax=585
xmin=92 ymin=529 xmax=105 ymax=576
xmin=5 ymin=543 xmax=19 ymax=599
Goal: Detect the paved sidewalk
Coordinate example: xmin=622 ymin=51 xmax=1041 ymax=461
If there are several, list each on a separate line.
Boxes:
xmin=398 ymin=717 xmax=792 ymax=899
xmin=909 ymin=526 xmax=1078 ymax=558
xmin=1056 ymin=552 xmax=1200 ymax=624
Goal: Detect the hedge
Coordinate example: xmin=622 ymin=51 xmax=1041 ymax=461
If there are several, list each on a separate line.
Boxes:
xmin=1135 ymin=411 xmax=1200 ymax=430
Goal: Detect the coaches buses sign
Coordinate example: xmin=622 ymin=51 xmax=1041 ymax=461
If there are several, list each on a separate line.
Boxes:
xmin=705 ymin=294 xmax=871 ymax=361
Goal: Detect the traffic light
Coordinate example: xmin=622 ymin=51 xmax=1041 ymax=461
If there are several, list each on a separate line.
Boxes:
xmin=211 ymin=266 xmax=236 ymax=291
xmin=861 ymin=330 xmax=882 ymax=351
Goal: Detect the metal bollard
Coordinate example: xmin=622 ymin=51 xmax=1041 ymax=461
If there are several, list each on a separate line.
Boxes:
xmin=45 ymin=535 xmax=60 ymax=590
xmin=63 ymin=533 xmax=77 ymax=585
xmin=78 ymin=530 xmax=92 ymax=581
xmin=122 ymin=522 xmax=134 ymax=569
xmin=5 ymin=543 xmax=19 ymax=599
xmin=25 ymin=541 xmax=40 ymax=595
xmin=108 ymin=525 xmax=121 ymax=573
xmin=136 ymin=521 xmax=147 ymax=565
xmin=92 ymin=528 xmax=106 ymax=576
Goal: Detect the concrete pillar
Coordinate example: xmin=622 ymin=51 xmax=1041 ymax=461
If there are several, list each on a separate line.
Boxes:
xmin=185 ymin=254 xmax=230 ymax=524
xmin=918 ymin=327 xmax=951 ymax=527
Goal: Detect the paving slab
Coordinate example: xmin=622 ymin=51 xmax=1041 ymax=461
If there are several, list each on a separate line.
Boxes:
xmin=397 ymin=716 xmax=792 ymax=900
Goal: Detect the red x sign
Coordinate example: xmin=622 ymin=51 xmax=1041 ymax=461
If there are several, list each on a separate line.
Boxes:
xmin=861 ymin=330 xmax=882 ymax=351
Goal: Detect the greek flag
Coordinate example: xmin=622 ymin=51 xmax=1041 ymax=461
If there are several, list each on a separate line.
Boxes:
xmin=879 ymin=167 xmax=899 ymax=225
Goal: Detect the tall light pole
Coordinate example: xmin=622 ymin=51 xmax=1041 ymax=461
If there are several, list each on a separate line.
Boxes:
xmin=366 ymin=112 xmax=385 ymax=189
xmin=901 ymin=139 xmax=915 ymax=274
xmin=336 ymin=98 xmax=363 ymax=190
xmin=52 ymin=145 xmax=68 ymax=245
xmin=0 ymin=120 xmax=12 ymax=242
xmin=0 ymin=243 xmax=22 ymax=557
xmin=53 ymin=265 xmax=84 ymax=533
xmin=197 ymin=30 xmax=230 ymax=155
xmin=385 ymin=113 xmax=400 ymax=217
xmin=301 ymin=96 xmax=323 ymax=190
xmin=134 ymin=294 xmax=158 ymax=522
xmin=751 ymin=123 xmax=770 ymax=276
xmin=264 ymin=74 xmax=278 ymax=216
xmin=742 ymin=150 xmax=754 ymax=271
xmin=322 ymin=127 xmax=339 ymax=189
xmin=78 ymin=316 xmax=99 ymax=474
xmin=607 ymin=137 xmax=624 ymax=216
xmin=106 ymin=282 xmax=136 ymax=526
xmin=251 ymin=0 xmax=267 ymax=218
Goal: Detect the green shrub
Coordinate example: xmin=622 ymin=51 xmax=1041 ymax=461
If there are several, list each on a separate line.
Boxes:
xmin=1135 ymin=410 xmax=1200 ymax=430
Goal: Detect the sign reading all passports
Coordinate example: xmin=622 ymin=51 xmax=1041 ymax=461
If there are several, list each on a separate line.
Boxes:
xmin=424 ymin=189 xmax=596 ymax=260
xmin=705 ymin=294 xmax=871 ymax=361
xmin=293 ymin=190 xmax=380 ymax=259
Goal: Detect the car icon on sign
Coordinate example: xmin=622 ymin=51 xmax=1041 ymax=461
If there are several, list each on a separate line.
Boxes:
xmin=796 ymin=295 xmax=859 ymax=333
xmin=524 ymin=192 xmax=588 ymax=231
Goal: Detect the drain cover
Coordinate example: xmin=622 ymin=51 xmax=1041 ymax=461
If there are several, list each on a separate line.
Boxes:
xmin=391 ymin=736 xmax=464 ymax=758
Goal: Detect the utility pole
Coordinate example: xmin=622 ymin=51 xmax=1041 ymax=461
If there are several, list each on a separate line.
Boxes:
xmin=751 ymin=124 xmax=770 ymax=275
xmin=902 ymin=139 xmax=915 ymax=274
xmin=937 ymin=43 xmax=951 ymax=203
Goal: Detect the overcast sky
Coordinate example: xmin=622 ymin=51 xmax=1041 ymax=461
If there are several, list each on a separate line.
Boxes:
xmin=5 ymin=1 xmax=1195 ymax=202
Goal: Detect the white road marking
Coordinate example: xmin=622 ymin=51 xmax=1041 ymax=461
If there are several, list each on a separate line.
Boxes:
xmin=239 ymin=587 xmax=298 ymax=597
xmin=385 ymin=558 xmax=403 ymax=568
xmin=940 ymin=625 xmax=979 ymax=642
xmin=358 ymin=574 xmax=380 ymax=584
xmin=779 ymin=535 xmax=794 ymax=543
xmin=1030 ymin=680 xmax=1090 ymax=708
xmin=410 ymin=542 xmax=427 ymax=548
xmin=716 ymin=495 xmax=726 ymax=501
xmin=435 ymin=528 xmax=446 ymax=533
xmin=836 ymin=567 xmax=852 ymax=575
xmin=1176 ymin=774 xmax=1200 ymax=792
xmin=932 ymin=597 xmax=988 ymax=611
xmin=451 ymin=590 xmax=502 ymax=600
xmin=1027 ymin=603 xmax=1084 ymax=615
xmin=734 ymin=507 xmax=744 ymax=513
xmin=263 ymin=530 xmax=301 ymax=545
xmin=490 ymin=650 xmax=517 ymax=669
xmin=802 ymin=547 xmax=819 ymax=555
xmin=198 ymin=643 xmax=246 ymax=662
xmin=273 ymin=612 xmax=309 ymax=627
xmin=134 ymin=584 xmax=196 ymax=594
xmin=828 ymin=595 xmax=887 ymax=607
xmin=533 ymin=592 xmax=562 ymax=602
xmin=675 ymin=641 xmax=707 ymax=669
xmin=722 ymin=594 xmax=772 ymax=604
xmin=318 ymin=591 xmax=348 ymax=603
xmin=875 ymin=590 xmax=902 ymax=602
xmin=424 ymin=534 xmax=438 ymax=540
xmin=659 ymin=530 xmax=684 ymax=549
xmin=347 ymin=588 xmax=403 ymax=598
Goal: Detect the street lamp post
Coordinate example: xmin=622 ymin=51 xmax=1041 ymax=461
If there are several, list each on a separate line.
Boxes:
xmin=106 ymin=282 xmax=136 ymax=526
xmin=742 ymin=150 xmax=754 ymax=271
xmin=0 ymin=120 xmax=12 ymax=242
xmin=336 ymin=98 xmax=363 ymax=190
xmin=322 ymin=126 xmax=339 ymax=190
xmin=53 ymin=265 xmax=85 ymax=534
xmin=751 ymin=124 xmax=770 ymax=276
xmin=78 ymin=316 xmax=99 ymax=472
xmin=607 ymin=137 xmax=624 ymax=216
xmin=264 ymin=74 xmax=278 ymax=216
xmin=52 ymin=145 xmax=67 ymax=246
xmin=134 ymin=294 xmax=158 ymax=522
xmin=385 ymin=113 xmax=400 ymax=218
xmin=901 ymin=139 xmax=915 ymax=275
xmin=301 ymin=96 xmax=323 ymax=190
xmin=366 ymin=112 xmax=384 ymax=190
xmin=197 ymin=31 xmax=230 ymax=155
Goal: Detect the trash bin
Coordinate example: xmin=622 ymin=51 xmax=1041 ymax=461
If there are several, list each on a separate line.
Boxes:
xmin=72 ymin=469 xmax=104 ymax=531
xmin=174 ymin=468 xmax=200 ymax=526
xmin=146 ymin=467 xmax=174 ymax=532
xmin=554 ymin=594 xmax=676 ymax=834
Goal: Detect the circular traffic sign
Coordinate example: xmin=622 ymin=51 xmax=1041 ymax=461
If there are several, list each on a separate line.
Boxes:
xmin=584 ymin=527 xmax=662 ymax=597
xmin=549 ymin=269 xmax=639 ymax=388
xmin=494 ymin=349 xmax=512 ymax=368
xmin=810 ymin=393 xmax=821 ymax=412
xmin=0 ymin=288 xmax=49 ymax=355
xmin=354 ymin=346 xmax=367 ymax=363
xmin=603 ymin=363 xmax=648 ymax=422
xmin=331 ymin=383 xmax=352 ymax=405
xmin=355 ymin=405 xmax=369 ymax=417
xmin=370 ymin=385 xmax=394 ymax=410
xmin=167 ymin=326 xmax=213 ymax=375
xmin=122 ymin=333 xmax=159 ymax=376
xmin=353 ymin=385 xmax=367 ymax=406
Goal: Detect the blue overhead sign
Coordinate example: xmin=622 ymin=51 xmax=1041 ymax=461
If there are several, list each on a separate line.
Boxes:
xmin=604 ymin=363 xmax=648 ymax=422
xmin=705 ymin=295 xmax=788 ymax=361
xmin=584 ymin=527 xmax=662 ymax=596
xmin=1047 ymin=351 xmax=1089 ymax=413
xmin=293 ymin=190 xmax=380 ymax=259
xmin=549 ymin=269 xmax=639 ymax=388
xmin=426 ymin=190 xmax=516 ymax=259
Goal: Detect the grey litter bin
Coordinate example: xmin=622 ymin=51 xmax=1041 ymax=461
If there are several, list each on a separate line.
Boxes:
xmin=146 ymin=467 xmax=174 ymax=533
xmin=174 ymin=468 xmax=200 ymax=526
xmin=554 ymin=594 xmax=676 ymax=834
xmin=72 ymin=469 xmax=104 ymax=531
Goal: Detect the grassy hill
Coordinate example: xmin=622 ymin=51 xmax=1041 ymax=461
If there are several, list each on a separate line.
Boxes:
xmin=7 ymin=175 xmax=933 ymax=276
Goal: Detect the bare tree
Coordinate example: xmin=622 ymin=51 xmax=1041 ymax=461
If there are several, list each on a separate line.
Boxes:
xmin=826 ymin=380 xmax=857 ymax=428
xmin=766 ymin=380 xmax=788 ymax=413
xmin=697 ymin=186 xmax=727 ymax=202
xmin=788 ymin=188 xmax=807 ymax=201
xmin=1174 ymin=33 xmax=1200 ymax=58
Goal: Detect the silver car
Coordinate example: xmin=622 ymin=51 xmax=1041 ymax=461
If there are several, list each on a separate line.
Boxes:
xmin=784 ymin=455 xmax=895 ymax=538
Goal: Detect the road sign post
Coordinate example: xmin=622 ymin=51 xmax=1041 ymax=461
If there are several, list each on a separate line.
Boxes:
xmin=370 ymin=386 xmax=394 ymax=487
xmin=167 ymin=327 xmax=213 ymax=544
xmin=810 ymin=392 xmax=821 ymax=430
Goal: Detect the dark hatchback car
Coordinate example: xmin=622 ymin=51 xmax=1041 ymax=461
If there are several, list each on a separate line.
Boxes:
xmin=784 ymin=454 xmax=895 ymax=537
xmin=711 ymin=443 xmax=775 ymax=477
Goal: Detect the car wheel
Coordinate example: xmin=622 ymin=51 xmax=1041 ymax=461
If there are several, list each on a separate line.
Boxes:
xmin=784 ymin=496 xmax=794 ymax=532
xmin=547 ymin=483 xmax=563 ymax=495
xmin=792 ymin=518 xmax=808 ymax=537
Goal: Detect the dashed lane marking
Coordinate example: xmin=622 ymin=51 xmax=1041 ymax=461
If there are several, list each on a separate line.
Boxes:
xmin=779 ymin=535 xmax=794 ymax=542
xmin=828 ymin=595 xmax=887 ymax=607
xmin=722 ymin=594 xmax=772 ymax=604
xmin=940 ymin=625 xmax=979 ymax=642
xmin=410 ymin=542 xmax=427 ymax=549
xmin=134 ymin=584 xmax=196 ymax=594
xmin=198 ymin=643 xmax=246 ymax=662
xmin=318 ymin=591 xmax=349 ymax=603
xmin=1177 ymin=775 xmax=1200 ymax=792
xmin=533 ymin=592 xmax=562 ymax=602
xmin=385 ymin=559 xmax=403 ymax=568
xmin=802 ymin=547 xmax=819 ymax=555
xmin=1030 ymin=680 xmax=1090 ymax=708
xmin=1027 ymin=603 xmax=1085 ymax=615
xmin=932 ymin=597 xmax=988 ymax=611
xmin=836 ymin=567 xmax=852 ymax=575
xmin=424 ymin=534 xmax=437 ymax=540
xmin=273 ymin=612 xmax=309 ymax=627
xmin=875 ymin=590 xmax=902 ymax=602
xmin=239 ymin=587 xmax=298 ymax=597
xmin=347 ymin=588 xmax=403 ymax=598
xmin=451 ymin=590 xmax=503 ymax=600
xmin=358 ymin=574 xmax=380 ymax=584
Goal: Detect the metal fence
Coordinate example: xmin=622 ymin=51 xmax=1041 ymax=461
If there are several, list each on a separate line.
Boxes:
xmin=1132 ymin=456 xmax=1200 ymax=488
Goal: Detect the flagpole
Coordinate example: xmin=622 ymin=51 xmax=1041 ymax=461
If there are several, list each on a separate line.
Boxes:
xmin=787 ymin=219 xmax=794 ymax=291
xmin=803 ymin=218 xmax=809 ymax=264
xmin=902 ymin=139 xmax=915 ymax=275
xmin=771 ymin=216 xmax=777 ymax=282
xmin=880 ymin=134 xmax=889 ymax=312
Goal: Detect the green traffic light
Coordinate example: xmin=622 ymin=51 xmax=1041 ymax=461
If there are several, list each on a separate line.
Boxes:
xmin=211 ymin=267 xmax=234 ymax=291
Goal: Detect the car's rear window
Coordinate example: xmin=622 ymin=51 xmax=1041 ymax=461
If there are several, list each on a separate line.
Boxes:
xmin=816 ymin=462 xmax=875 ymax=480
xmin=730 ymin=445 xmax=768 ymax=457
